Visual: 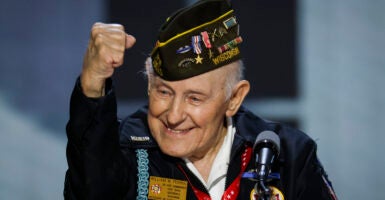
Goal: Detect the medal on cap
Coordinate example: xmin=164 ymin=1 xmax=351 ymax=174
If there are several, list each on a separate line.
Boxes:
xmin=201 ymin=31 xmax=214 ymax=58
xmin=192 ymin=35 xmax=203 ymax=64
xmin=249 ymin=186 xmax=285 ymax=200
xmin=195 ymin=55 xmax=203 ymax=64
xmin=218 ymin=36 xmax=243 ymax=53
xmin=201 ymin=31 xmax=212 ymax=49
xmin=176 ymin=45 xmax=192 ymax=54
xmin=192 ymin=35 xmax=202 ymax=54
xmin=223 ymin=17 xmax=237 ymax=29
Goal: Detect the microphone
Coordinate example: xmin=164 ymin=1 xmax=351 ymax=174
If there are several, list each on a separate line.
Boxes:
xmin=253 ymin=130 xmax=280 ymax=181
xmin=252 ymin=130 xmax=280 ymax=200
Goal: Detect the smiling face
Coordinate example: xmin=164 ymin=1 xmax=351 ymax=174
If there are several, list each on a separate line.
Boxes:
xmin=147 ymin=67 xmax=231 ymax=160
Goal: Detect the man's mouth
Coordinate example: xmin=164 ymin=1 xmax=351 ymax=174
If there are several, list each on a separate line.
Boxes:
xmin=167 ymin=127 xmax=191 ymax=134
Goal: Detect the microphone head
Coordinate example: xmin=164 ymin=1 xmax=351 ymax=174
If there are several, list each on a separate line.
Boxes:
xmin=254 ymin=130 xmax=280 ymax=155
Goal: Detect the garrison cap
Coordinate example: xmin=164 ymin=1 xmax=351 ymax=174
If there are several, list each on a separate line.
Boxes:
xmin=151 ymin=0 xmax=242 ymax=81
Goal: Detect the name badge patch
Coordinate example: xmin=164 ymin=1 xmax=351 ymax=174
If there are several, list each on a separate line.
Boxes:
xmin=148 ymin=176 xmax=188 ymax=200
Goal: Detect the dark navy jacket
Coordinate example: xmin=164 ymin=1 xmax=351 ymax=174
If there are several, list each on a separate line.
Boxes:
xmin=64 ymin=80 xmax=337 ymax=200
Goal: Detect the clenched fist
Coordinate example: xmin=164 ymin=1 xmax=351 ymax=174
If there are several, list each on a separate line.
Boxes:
xmin=81 ymin=22 xmax=136 ymax=97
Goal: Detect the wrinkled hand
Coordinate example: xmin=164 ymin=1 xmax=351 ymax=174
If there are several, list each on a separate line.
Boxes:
xmin=81 ymin=22 xmax=136 ymax=97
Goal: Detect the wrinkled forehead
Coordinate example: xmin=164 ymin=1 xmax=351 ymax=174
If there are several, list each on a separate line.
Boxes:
xmin=151 ymin=65 xmax=228 ymax=92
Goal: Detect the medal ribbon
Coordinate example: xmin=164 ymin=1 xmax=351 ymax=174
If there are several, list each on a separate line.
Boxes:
xmin=177 ymin=146 xmax=252 ymax=200
xmin=217 ymin=36 xmax=243 ymax=53
xmin=201 ymin=31 xmax=212 ymax=49
xmin=192 ymin=35 xmax=202 ymax=54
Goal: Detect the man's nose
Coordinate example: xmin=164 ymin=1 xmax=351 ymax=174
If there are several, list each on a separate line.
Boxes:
xmin=166 ymin=98 xmax=186 ymax=125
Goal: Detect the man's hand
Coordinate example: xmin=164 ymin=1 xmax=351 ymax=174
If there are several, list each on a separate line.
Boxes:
xmin=80 ymin=22 xmax=136 ymax=97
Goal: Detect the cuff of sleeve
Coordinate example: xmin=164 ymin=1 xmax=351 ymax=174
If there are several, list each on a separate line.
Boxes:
xmin=78 ymin=77 xmax=113 ymax=103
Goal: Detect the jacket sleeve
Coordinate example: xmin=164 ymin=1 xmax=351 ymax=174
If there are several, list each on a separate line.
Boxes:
xmin=296 ymin=139 xmax=338 ymax=200
xmin=64 ymin=78 xmax=129 ymax=199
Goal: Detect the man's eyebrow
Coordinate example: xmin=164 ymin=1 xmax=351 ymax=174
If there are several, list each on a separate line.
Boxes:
xmin=154 ymin=79 xmax=175 ymax=92
xmin=184 ymin=89 xmax=208 ymax=96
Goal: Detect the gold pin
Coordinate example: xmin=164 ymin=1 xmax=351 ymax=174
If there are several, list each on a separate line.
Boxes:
xmin=195 ymin=55 xmax=203 ymax=64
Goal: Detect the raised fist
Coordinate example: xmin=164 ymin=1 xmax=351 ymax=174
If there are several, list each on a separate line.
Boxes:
xmin=81 ymin=22 xmax=136 ymax=97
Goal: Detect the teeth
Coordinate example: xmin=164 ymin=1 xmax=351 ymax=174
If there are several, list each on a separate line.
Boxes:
xmin=167 ymin=128 xmax=189 ymax=133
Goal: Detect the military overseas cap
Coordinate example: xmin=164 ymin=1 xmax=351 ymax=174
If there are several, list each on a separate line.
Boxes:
xmin=151 ymin=0 xmax=242 ymax=81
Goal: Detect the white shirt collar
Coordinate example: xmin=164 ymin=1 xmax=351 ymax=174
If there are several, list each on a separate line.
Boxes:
xmin=184 ymin=117 xmax=236 ymax=200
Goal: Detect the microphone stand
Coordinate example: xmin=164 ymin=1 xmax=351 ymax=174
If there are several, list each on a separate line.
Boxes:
xmin=246 ymin=130 xmax=281 ymax=200
xmin=243 ymin=171 xmax=281 ymax=200
xmin=254 ymin=146 xmax=274 ymax=200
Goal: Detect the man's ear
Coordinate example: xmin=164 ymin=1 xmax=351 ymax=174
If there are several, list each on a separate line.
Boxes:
xmin=226 ymin=80 xmax=250 ymax=117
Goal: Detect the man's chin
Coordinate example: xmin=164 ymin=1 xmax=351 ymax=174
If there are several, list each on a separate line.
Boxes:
xmin=159 ymin=145 xmax=189 ymax=158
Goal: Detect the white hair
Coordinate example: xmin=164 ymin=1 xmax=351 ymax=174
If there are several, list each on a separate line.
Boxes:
xmin=144 ymin=57 xmax=245 ymax=100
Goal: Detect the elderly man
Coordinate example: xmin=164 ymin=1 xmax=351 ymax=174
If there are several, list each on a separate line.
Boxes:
xmin=64 ymin=0 xmax=337 ymax=199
